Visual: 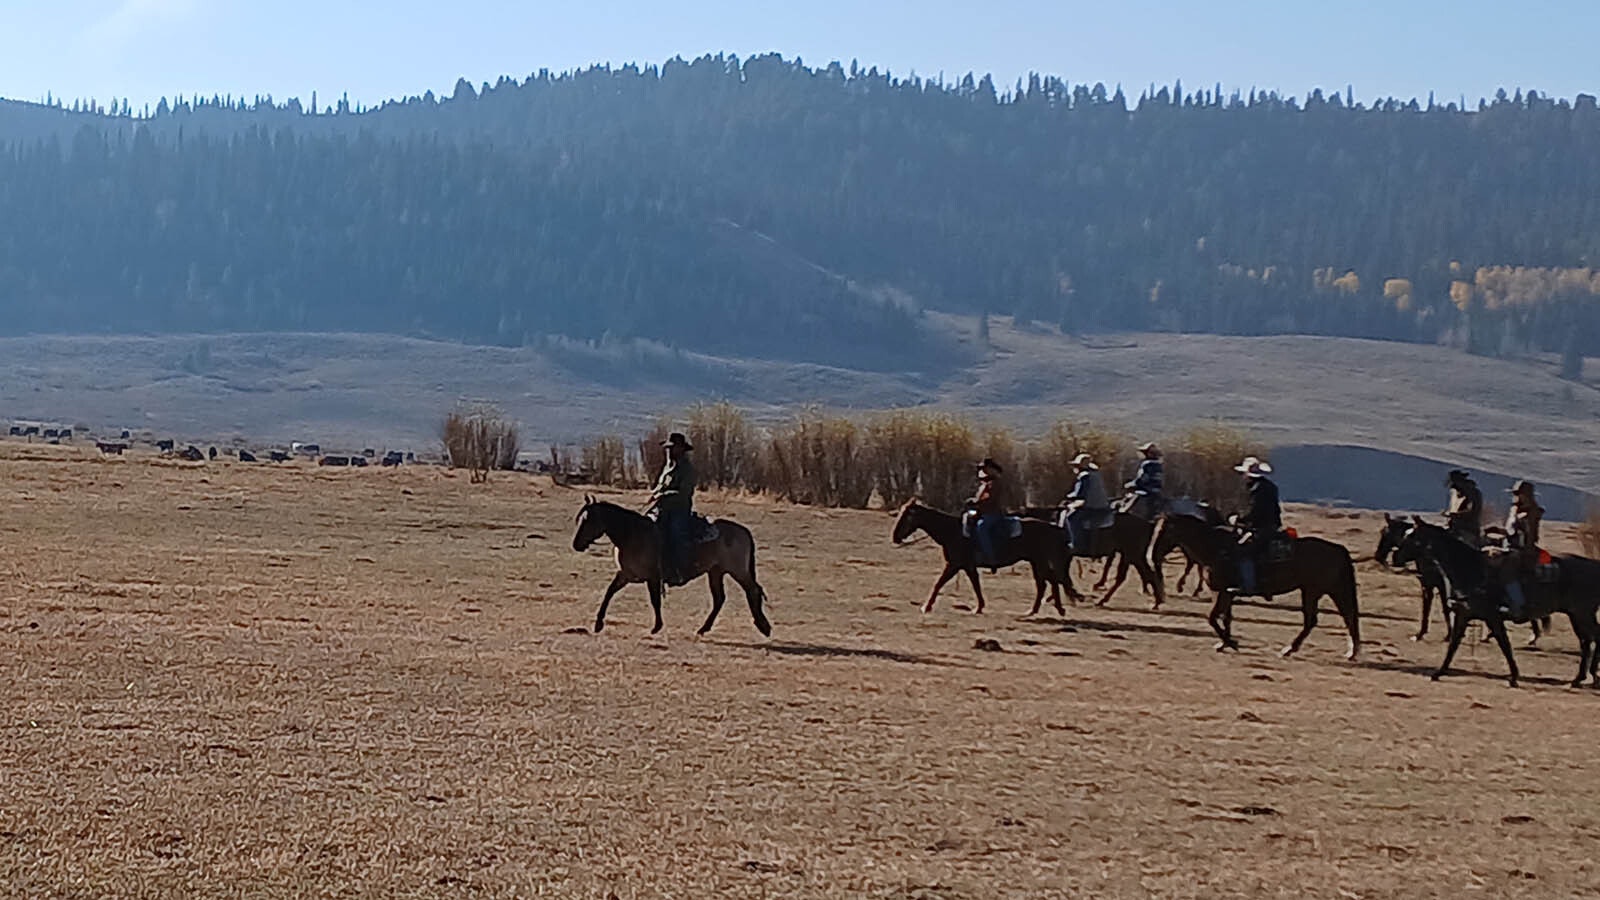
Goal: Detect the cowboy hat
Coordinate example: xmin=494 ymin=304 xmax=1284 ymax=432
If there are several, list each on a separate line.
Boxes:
xmin=1234 ymin=456 xmax=1273 ymax=477
xmin=1071 ymin=453 xmax=1097 ymax=469
xmin=976 ymin=457 xmax=1004 ymax=478
xmin=661 ymin=432 xmax=694 ymax=451
xmin=1510 ymin=479 xmax=1536 ymax=495
xmin=1137 ymin=442 xmax=1162 ymax=456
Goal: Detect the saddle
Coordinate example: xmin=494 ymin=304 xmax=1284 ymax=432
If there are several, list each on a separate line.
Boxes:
xmin=961 ymin=512 xmax=1023 ymax=540
xmin=690 ymin=513 xmax=720 ymax=545
xmin=1117 ymin=493 xmax=1162 ymax=522
xmin=1055 ymin=508 xmax=1117 ymax=558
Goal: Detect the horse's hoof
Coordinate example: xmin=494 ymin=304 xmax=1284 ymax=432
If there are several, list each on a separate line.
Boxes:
xmin=920 ymin=605 xmax=934 ymax=615
xmin=1507 ymin=680 xmax=1519 ymax=689
xmin=593 ymin=622 xmax=605 ymax=634
xmin=756 ymin=622 xmax=772 ymax=638
xmin=1411 ymin=633 xmax=1426 ymax=642
xmin=1430 ymin=673 xmax=1443 ymax=682
xmin=1279 ymin=645 xmax=1297 ymax=659
xmin=651 ymin=624 xmax=664 ymax=636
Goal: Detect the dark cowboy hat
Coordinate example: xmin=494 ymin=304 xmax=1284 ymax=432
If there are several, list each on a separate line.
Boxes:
xmin=1445 ymin=468 xmax=1470 ymax=486
xmin=661 ymin=432 xmax=694 ymax=451
xmin=1510 ymin=479 xmax=1536 ymax=495
xmin=977 ymin=457 xmax=1004 ymax=475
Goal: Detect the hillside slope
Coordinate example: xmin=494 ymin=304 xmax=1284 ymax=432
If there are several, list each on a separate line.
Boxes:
xmin=2 ymin=318 xmax=1597 ymax=511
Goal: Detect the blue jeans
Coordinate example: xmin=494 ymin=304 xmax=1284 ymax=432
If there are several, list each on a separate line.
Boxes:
xmin=658 ymin=509 xmax=692 ymax=576
xmin=975 ymin=515 xmax=1000 ymax=564
xmin=1065 ymin=508 xmax=1105 ymax=553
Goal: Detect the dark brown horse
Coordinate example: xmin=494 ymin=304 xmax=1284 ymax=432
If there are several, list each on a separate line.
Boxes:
xmin=892 ymin=500 xmax=1079 ymax=616
xmin=1391 ymin=519 xmax=1600 ymax=688
xmin=1019 ymin=507 xmax=1165 ymax=608
xmin=1151 ymin=513 xmax=1361 ymax=660
xmin=571 ymin=496 xmax=771 ymax=637
xmin=1377 ymin=515 xmax=1551 ymax=646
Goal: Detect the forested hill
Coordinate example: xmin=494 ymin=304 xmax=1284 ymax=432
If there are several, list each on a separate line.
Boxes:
xmin=4 ymin=55 xmax=1600 ymax=364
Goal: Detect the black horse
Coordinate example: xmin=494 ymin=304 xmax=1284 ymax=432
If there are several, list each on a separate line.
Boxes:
xmin=1377 ymin=515 xmax=1550 ymax=645
xmin=1376 ymin=514 xmax=1452 ymax=641
xmin=893 ymin=501 xmax=1079 ymax=616
xmin=1390 ymin=518 xmax=1599 ymax=688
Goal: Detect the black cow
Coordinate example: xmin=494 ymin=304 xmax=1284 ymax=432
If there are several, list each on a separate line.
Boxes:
xmin=120 ymin=430 xmax=131 ymax=440
xmin=177 ymin=445 xmax=205 ymax=462
xmin=58 ymin=429 xmax=72 ymax=441
xmin=8 ymin=426 xmax=19 ymax=437
xmin=156 ymin=439 xmax=175 ymax=452
xmin=381 ymin=451 xmax=404 ymax=467
xmin=318 ymin=455 xmax=351 ymax=467
xmin=350 ymin=456 xmax=369 ymax=468
xmin=208 ymin=447 xmax=218 ymax=460
xmin=268 ymin=451 xmax=290 ymax=463
xmin=238 ymin=450 xmax=258 ymax=463
xmin=96 ymin=442 xmax=128 ymax=456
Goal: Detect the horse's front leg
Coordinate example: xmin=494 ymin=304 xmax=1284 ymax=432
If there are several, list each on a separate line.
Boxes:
xmin=1432 ymin=610 xmax=1472 ymax=682
xmin=1414 ymin=582 xmax=1432 ymax=642
xmin=1093 ymin=555 xmax=1115 ymax=591
xmin=1026 ymin=564 xmax=1047 ymax=618
xmin=1208 ymin=591 xmax=1239 ymax=651
xmin=594 ymin=572 xmax=629 ymax=634
xmin=922 ymin=562 xmax=960 ymax=614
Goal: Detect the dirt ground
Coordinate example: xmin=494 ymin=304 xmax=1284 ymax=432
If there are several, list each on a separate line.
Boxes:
xmin=1 ymin=443 xmax=1596 ymax=898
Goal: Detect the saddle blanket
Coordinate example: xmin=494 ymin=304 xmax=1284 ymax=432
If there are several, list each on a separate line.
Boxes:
xmin=691 ymin=514 xmax=720 ymax=544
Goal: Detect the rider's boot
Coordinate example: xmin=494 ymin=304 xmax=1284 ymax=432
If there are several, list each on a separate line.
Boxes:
xmin=1238 ymin=557 xmax=1257 ymax=594
xmin=1501 ymin=580 xmax=1528 ymax=622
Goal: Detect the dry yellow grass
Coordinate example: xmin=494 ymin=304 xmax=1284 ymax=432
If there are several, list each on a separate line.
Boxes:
xmin=0 ymin=441 xmax=1597 ymax=898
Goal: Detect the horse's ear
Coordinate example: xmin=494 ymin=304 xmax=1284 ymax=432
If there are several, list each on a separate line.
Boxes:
xmin=1411 ymin=514 xmax=1423 ymax=525
xmin=584 ymin=493 xmax=594 ymax=505
xmin=1383 ymin=512 xmax=1392 ymax=523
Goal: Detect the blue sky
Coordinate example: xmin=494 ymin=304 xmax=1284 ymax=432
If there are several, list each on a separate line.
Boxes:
xmin=1 ymin=0 xmax=1595 ymax=111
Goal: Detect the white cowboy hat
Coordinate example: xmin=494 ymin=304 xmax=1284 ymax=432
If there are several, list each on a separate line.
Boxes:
xmin=1234 ymin=456 xmax=1273 ymax=477
xmin=1137 ymin=442 xmax=1161 ymax=456
xmin=1071 ymin=453 xmax=1097 ymax=469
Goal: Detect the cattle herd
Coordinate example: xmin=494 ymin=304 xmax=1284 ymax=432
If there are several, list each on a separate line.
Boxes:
xmin=4 ymin=422 xmax=416 ymax=468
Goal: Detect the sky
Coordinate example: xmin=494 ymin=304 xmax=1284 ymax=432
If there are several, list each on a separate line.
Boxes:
xmin=1 ymin=0 xmax=1596 ymax=111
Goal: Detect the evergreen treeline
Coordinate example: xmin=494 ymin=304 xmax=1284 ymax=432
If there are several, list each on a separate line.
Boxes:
xmin=4 ymin=55 xmax=1600 ymax=361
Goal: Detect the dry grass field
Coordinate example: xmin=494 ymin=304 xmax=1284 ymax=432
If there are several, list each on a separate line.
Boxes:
xmin=2 ymin=442 xmax=1598 ymax=898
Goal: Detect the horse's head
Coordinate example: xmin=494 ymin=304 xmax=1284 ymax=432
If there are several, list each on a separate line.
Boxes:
xmin=1388 ymin=515 xmax=1433 ymax=570
xmin=1374 ymin=513 xmax=1414 ymax=566
xmin=572 ymin=494 xmax=605 ymax=551
xmin=891 ymin=499 xmax=923 ymax=544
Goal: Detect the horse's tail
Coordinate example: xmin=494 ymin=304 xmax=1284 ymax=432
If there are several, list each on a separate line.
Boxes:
xmin=1335 ymin=546 xmax=1361 ymax=655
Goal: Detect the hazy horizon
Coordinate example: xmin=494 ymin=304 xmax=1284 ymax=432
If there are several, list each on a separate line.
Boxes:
xmin=1 ymin=0 xmax=1595 ymax=112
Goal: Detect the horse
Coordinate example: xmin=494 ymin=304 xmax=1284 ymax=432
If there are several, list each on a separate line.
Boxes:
xmin=571 ymin=496 xmax=772 ymax=638
xmin=1378 ymin=515 xmax=1551 ymax=646
xmin=1375 ymin=514 xmax=1452 ymax=641
xmin=1391 ymin=519 xmax=1600 ymax=688
xmin=892 ymin=500 xmax=1080 ymax=616
xmin=1018 ymin=506 xmax=1165 ymax=608
xmin=1150 ymin=513 xmax=1361 ymax=660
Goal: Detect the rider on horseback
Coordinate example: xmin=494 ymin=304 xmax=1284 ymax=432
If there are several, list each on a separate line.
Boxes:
xmin=1063 ymin=453 xmax=1112 ymax=553
xmin=1123 ymin=442 xmax=1164 ymax=520
xmin=1444 ymin=469 xmax=1484 ymax=547
xmin=967 ymin=458 xmax=1009 ymax=566
xmin=1493 ymin=480 xmax=1544 ymax=620
xmin=650 ymin=432 xmax=697 ymax=584
xmin=1232 ymin=456 xmax=1281 ymax=593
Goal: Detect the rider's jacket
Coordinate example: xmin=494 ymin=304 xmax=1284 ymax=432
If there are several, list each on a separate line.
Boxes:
xmin=1446 ymin=481 xmax=1483 ymax=530
xmin=1239 ymin=477 xmax=1282 ymax=536
xmin=1128 ymin=458 xmax=1163 ymax=496
xmin=652 ymin=456 xmax=697 ymax=512
xmin=1506 ymin=500 xmax=1543 ymax=556
xmin=1067 ymin=469 xmax=1110 ymax=510
xmin=971 ymin=478 xmax=1007 ymax=517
